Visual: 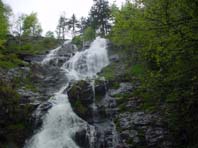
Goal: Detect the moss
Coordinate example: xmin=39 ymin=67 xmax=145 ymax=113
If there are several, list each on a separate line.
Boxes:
xmin=13 ymin=71 xmax=38 ymax=92
xmin=118 ymin=103 xmax=127 ymax=112
xmin=74 ymin=99 xmax=87 ymax=114
xmin=0 ymin=81 xmax=20 ymax=101
xmin=111 ymin=82 xmax=120 ymax=89
xmin=114 ymin=92 xmax=133 ymax=100
xmin=140 ymin=102 xmax=157 ymax=112
xmin=127 ymin=64 xmax=145 ymax=78
xmin=0 ymin=80 xmax=34 ymax=147
xmin=23 ymin=77 xmax=37 ymax=92
xmin=100 ymin=63 xmax=117 ymax=81
xmin=0 ymin=53 xmax=26 ymax=69
xmin=69 ymin=84 xmax=80 ymax=99
xmin=114 ymin=117 xmax=122 ymax=132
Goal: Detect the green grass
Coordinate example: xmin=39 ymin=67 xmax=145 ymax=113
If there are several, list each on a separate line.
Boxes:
xmin=0 ymin=53 xmax=26 ymax=69
xmin=0 ymin=36 xmax=60 ymax=69
xmin=127 ymin=64 xmax=145 ymax=78
xmin=101 ymin=63 xmax=117 ymax=81
xmin=4 ymin=36 xmax=60 ymax=55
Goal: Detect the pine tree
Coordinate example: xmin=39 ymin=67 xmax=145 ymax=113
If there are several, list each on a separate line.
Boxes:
xmin=89 ymin=0 xmax=111 ymax=36
xmin=68 ymin=14 xmax=79 ymax=37
xmin=56 ymin=14 xmax=68 ymax=40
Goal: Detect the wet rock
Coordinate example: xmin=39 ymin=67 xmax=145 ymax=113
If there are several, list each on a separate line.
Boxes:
xmin=82 ymin=41 xmax=91 ymax=50
xmin=116 ymin=106 xmax=172 ymax=147
xmin=118 ymin=111 xmax=152 ymax=129
xmin=67 ymin=80 xmax=94 ymax=121
xmin=17 ymin=88 xmax=40 ymax=104
xmin=95 ymin=80 xmax=107 ymax=98
xmin=59 ymin=42 xmax=77 ymax=55
xmin=31 ymin=63 xmax=67 ymax=95
xmin=67 ymin=80 xmax=109 ymax=122
xmin=75 ymin=128 xmax=91 ymax=148
xmin=109 ymin=82 xmax=133 ymax=97
xmin=120 ymin=129 xmax=140 ymax=147
xmin=109 ymin=54 xmax=119 ymax=62
xmin=68 ymin=80 xmax=94 ymax=105
xmin=121 ymin=130 xmax=138 ymax=139
xmin=131 ymin=112 xmax=152 ymax=126
xmin=18 ymin=53 xmax=45 ymax=63
xmin=119 ymin=112 xmax=133 ymax=129
xmin=145 ymin=127 xmax=165 ymax=146
xmin=0 ymin=67 xmax=30 ymax=83
xmin=31 ymin=101 xmax=53 ymax=130
xmin=126 ymin=97 xmax=142 ymax=109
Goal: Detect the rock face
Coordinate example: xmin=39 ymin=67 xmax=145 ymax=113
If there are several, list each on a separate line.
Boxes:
xmin=112 ymin=85 xmax=173 ymax=148
xmin=0 ymin=67 xmax=39 ymax=147
xmin=67 ymin=80 xmax=94 ymax=121
xmin=67 ymin=78 xmax=173 ymax=148
xmin=67 ymin=79 xmax=120 ymax=148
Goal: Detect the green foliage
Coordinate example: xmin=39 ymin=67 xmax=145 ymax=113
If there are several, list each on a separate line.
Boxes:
xmin=89 ymin=0 xmax=111 ymax=36
xmin=0 ymin=0 xmax=9 ymax=47
xmin=68 ymin=14 xmax=79 ymax=36
xmin=111 ymin=81 xmax=120 ymax=89
xmin=83 ymin=27 xmax=96 ymax=42
xmin=113 ymin=92 xmax=133 ymax=102
xmin=110 ymin=2 xmax=119 ymax=17
xmin=5 ymin=36 xmax=60 ymax=55
xmin=100 ymin=63 xmax=116 ymax=81
xmin=0 ymin=80 xmax=19 ymax=101
xmin=72 ymin=35 xmax=83 ymax=48
xmin=128 ymin=64 xmax=145 ymax=78
xmin=0 ymin=36 xmax=60 ymax=70
xmin=109 ymin=2 xmax=144 ymax=47
xmin=0 ymin=53 xmax=25 ymax=69
xmin=22 ymin=12 xmax=42 ymax=37
xmin=56 ymin=13 xmax=68 ymax=40
xmin=0 ymin=80 xmax=34 ymax=147
xmin=110 ymin=0 xmax=198 ymax=147
xmin=14 ymin=14 xmax=25 ymax=37
xmin=45 ymin=31 xmax=54 ymax=38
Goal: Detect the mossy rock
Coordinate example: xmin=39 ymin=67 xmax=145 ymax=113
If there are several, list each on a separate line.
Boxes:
xmin=68 ymin=80 xmax=93 ymax=105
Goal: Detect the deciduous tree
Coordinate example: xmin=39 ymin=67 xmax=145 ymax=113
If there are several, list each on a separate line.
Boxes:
xmin=22 ymin=12 xmax=42 ymax=37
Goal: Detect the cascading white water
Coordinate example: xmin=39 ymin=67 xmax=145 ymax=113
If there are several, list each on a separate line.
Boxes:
xmin=24 ymin=37 xmax=109 ymax=148
xmin=42 ymin=40 xmax=71 ymax=64
xmin=62 ymin=37 xmax=109 ymax=80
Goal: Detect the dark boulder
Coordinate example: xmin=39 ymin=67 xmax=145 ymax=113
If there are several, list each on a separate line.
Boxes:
xmin=74 ymin=128 xmax=90 ymax=148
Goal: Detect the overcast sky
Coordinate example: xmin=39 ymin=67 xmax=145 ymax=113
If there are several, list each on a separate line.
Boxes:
xmin=2 ymin=0 xmax=126 ymax=35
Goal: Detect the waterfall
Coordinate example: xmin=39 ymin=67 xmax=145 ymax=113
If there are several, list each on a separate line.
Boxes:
xmin=24 ymin=37 xmax=109 ymax=148
xmin=90 ymin=80 xmax=97 ymax=110
xmin=41 ymin=40 xmax=71 ymax=65
xmin=61 ymin=37 xmax=109 ymax=80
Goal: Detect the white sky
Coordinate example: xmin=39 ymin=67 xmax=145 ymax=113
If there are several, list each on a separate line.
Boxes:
xmin=2 ymin=0 xmax=126 ymax=35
